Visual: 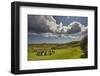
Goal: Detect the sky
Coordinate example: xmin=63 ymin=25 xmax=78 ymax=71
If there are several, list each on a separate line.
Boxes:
xmin=28 ymin=15 xmax=88 ymax=44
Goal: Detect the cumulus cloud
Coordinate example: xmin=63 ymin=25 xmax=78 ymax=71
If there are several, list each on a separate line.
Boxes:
xmin=28 ymin=15 xmax=87 ymax=38
xmin=28 ymin=15 xmax=70 ymax=34
xmin=67 ymin=21 xmax=82 ymax=34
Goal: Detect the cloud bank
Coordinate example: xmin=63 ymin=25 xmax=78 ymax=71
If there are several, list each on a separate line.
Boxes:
xmin=28 ymin=15 xmax=87 ymax=38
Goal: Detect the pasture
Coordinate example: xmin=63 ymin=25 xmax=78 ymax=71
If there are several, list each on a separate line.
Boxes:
xmin=28 ymin=41 xmax=84 ymax=61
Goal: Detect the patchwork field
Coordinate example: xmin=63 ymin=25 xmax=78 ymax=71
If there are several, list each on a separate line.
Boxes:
xmin=28 ymin=41 xmax=84 ymax=61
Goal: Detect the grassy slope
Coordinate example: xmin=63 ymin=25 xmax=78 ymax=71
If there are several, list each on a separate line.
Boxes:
xmin=28 ymin=41 xmax=83 ymax=61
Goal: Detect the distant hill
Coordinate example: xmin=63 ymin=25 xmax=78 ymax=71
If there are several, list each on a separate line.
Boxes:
xmin=29 ymin=41 xmax=80 ymax=45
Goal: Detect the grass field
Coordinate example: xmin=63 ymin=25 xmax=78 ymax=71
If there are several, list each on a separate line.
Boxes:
xmin=28 ymin=41 xmax=84 ymax=61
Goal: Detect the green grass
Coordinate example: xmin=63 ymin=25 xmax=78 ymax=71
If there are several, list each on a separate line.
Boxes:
xmin=28 ymin=41 xmax=84 ymax=61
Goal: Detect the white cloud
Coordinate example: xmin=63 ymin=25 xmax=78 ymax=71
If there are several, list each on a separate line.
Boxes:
xmin=28 ymin=15 xmax=87 ymax=38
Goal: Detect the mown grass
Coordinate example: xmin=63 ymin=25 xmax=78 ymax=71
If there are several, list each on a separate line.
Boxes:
xmin=28 ymin=41 xmax=83 ymax=61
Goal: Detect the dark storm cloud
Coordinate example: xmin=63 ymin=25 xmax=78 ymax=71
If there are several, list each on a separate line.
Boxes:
xmin=28 ymin=15 xmax=87 ymax=37
xmin=28 ymin=15 xmax=51 ymax=33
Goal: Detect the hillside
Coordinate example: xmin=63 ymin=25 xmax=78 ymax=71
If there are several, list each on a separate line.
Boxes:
xmin=28 ymin=41 xmax=84 ymax=61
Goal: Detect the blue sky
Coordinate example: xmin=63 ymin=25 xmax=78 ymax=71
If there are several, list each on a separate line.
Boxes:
xmin=53 ymin=16 xmax=87 ymax=26
xmin=28 ymin=15 xmax=88 ymax=44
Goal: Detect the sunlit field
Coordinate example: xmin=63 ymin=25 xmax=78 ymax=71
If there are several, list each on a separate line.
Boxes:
xmin=28 ymin=41 xmax=83 ymax=61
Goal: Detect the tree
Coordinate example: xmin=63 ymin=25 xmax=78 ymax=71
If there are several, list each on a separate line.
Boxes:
xmin=80 ymin=35 xmax=88 ymax=58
